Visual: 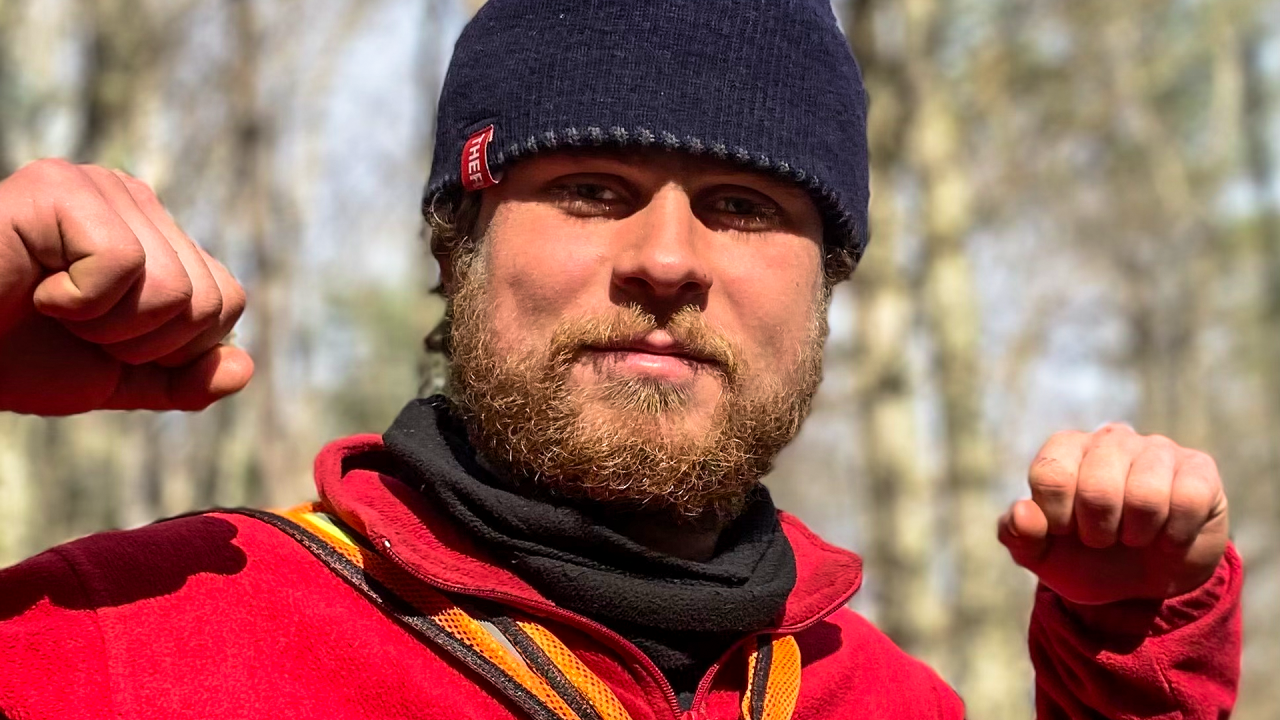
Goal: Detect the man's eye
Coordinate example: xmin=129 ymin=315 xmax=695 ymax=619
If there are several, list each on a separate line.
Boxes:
xmin=710 ymin=195 xmax=780 ymax=230
xmin=573 ymin=183 xmax=619 ymax=202
xmin=718 ymin=197 xmax=760 ymax=214
xmin=550 ymin=182 xmax=623 ymax=216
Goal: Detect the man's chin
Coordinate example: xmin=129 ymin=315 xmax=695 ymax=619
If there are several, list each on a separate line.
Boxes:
xmin=573 ymin=393 xmax=719 ymax=443
xmin=570 ymin=373 xmax=724 ymax=430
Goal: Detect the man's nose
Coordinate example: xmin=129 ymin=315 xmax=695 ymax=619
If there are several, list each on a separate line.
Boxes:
xmin=610 ymin=184 xmax=712 ymax=314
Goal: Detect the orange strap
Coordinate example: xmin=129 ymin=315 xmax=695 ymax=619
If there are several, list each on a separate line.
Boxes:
xmin=258 ymin=502 xmax=801 ymax=720
xmin=741 ymin=634 xmax=802 ymax=720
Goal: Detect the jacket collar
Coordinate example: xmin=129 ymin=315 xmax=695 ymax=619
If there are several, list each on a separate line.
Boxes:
xmin=313 ymin=434 xmax=863 ymax=632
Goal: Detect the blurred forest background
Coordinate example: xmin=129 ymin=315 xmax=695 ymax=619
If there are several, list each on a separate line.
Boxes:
xmin=1 ymin=0 xmax=1277 ymax=717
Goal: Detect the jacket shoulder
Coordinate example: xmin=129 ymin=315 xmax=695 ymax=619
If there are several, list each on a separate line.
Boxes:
xmin=793 ymin=606 xmax=964 ymax=719
xmin=0 ymin=538 xmax=115 ymax=719
xmin=2 ymin=511 xmax=297 ymax=611
xmin=0 ymin=511 xmax=322 ymax=719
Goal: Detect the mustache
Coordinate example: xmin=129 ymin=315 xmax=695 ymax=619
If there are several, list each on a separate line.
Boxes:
xmin=546 ymin=304 xmax=742 ymax=381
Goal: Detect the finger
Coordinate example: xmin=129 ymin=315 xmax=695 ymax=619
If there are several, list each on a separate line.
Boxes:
xmin=1028 ymin=430 xmax=1087 ymax=534
xmin=99 ymin=302 xmax=221 ymax=365
xmin=113 ymin=170 xmax=220 ymax=311
xmin=58 ymin=166 xmax=193 ymax=344
xmin=1119 ymin=437 xmax=1177 ymax=547
xmin=1074 ymin=424 xmax=1140 ymax=548
xmin=1162 ymin=451 xmax=1222 ymax=549
xmin=8 ymin=159 xmax=147 ymax=320
xmin=155 ymin=245 xmax=246 ymax=367
xmin=96 ymin=171 xmax=224 ymax=364
xmin=998 ymin=498 xmax=1050 ymax=570
xmin=103 ymin=344 xmax=254 ymax=412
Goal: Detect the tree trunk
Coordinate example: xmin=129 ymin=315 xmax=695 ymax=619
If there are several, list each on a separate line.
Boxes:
xmin=228 ymin=0 xmax=295 ymax=507
xmin=73 ymin=0 xmax=161 ymax=167
xmin=1237 ymin=26 xmax=1280 ymax=716
xmin=901 ymin=1 xmax=1028 ymax=713
xmin=844 ymin=0 xmax=947 ymax=671
xmin=0 ymin=0 xmax=15 ymax=178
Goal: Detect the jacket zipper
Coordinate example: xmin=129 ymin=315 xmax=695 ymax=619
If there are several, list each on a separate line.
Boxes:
xmin=377 ymin=535 xmax=856 ymax=720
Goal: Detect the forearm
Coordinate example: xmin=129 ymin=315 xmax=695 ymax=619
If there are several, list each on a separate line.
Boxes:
xmin=1029 ymin=544 xmax=1242 ymax=719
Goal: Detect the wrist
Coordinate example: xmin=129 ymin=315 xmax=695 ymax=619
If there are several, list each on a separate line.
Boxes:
xmin=1050 ymin=543 xmax=1241 ymax=638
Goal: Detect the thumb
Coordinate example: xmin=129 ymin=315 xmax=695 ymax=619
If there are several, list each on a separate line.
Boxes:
xmin=998 ymin=499 xmax=1051 ymax=571
xmin=104 ymin=344 xmax=254 ymax=411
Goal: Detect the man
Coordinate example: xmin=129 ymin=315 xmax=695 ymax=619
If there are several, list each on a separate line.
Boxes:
xmin=0 ymin=1 xmax=1241 ymax=718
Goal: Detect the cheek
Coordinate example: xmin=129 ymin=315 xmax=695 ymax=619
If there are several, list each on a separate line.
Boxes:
xmin=482 ymin=212 xmax=612 ymax=350
xmin=718 ymin=244 xmax=824 ymax=369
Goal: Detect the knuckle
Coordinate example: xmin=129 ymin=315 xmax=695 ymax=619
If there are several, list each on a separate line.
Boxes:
xmin=1181 ymin=449 xmax=1219 ymax=474
xmin=223 ymin=283 xmax=247 ymax=320
xmin=1125 ymin=468 xmax=1170 ymax=497
xmin=1179 ymin=467 xmax=1217 ymax=494
xmin=1168 ymin=499 xmax=1205 ymax=523
xmin=20 ymin=157 xmax=76 ymax=181
xmin=78 ymin=163 xmax=117 ymax=184
xmin=1045 ymin=429 xmax=1086 ymax=446
xmin=153 ymin=275 xmax=195 ymax=308
xmin=192 ymin=294 xmax=224 ymax=325
xmin=115 ymin=171 xmax=156 ymax=198
xmin=17 ymin=159 xmax=95 ymax=203
xmin=1075 ymin=485 xmax=1120 ymax=512
xmin=116 ymin=239 xmax=148 ymax=272
xmin=115 ymin=172 xmax=144 ymax=191
xmin=1097 ymin=422 xmax=1135 ymax=438
xmin=1029 ymin=456 xmax=1074 ymax=496
xmin=1089 ymin=423 xmax=1136 ymax=449
xmin=1171 ymin=476 xmax=1216 ymax=514
xmin=1138 ymin=441 xmax=1179 ymax=467
xmin=1123 ymin=491 xmax=1167 ymax=516
xmin=173 ymin=273 xmax=195 ymax=301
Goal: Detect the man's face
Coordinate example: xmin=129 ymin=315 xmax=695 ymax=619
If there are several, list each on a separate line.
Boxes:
xmin=444 ymin=149 xmax=829 ymax=520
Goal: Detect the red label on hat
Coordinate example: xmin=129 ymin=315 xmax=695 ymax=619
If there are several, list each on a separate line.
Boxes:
xmin=461 ymin=125 xmax=498 ymax=191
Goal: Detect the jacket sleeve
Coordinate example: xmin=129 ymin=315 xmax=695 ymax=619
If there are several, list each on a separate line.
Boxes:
xmin=1029 ymin=543 xmax=1242 ymax=720
xmin=0 ymin=547 xmax=114 ymax=720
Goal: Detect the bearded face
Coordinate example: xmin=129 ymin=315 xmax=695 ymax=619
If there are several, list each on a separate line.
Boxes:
xmin=439 ymin=149 xmax=832 ymax=521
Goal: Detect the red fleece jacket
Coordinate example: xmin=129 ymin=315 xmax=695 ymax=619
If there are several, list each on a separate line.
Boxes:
xmin=0 ymin=436 xmax=1242 ymax=719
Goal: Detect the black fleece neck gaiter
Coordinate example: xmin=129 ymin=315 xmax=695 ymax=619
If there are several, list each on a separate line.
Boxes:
xmin=382 ymin=397 xmax=797 ymax=705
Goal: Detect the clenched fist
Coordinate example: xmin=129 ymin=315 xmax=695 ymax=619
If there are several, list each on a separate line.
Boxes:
xmin=998 ymin=423 xmax=1230 ymax=605
xmin=0 ymin=159 xmax=253 ymax=415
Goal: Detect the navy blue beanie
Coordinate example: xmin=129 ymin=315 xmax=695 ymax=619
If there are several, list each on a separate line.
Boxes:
xmin=427 ymin=0 xmax=870 ymax=267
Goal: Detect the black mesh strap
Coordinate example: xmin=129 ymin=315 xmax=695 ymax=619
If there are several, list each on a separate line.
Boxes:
xmin=488 ymin=614 xmax=604 ymax=720
xmin=748 ymin=635 xmax=774 ymax=720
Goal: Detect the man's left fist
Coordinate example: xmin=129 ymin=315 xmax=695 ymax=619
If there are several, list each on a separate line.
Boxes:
xmin=998 ymin=423 xmax=1229 ymax=605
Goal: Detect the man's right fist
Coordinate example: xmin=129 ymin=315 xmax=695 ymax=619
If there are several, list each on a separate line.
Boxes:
xmin=0 ymin=159 xmax=252 ymax=415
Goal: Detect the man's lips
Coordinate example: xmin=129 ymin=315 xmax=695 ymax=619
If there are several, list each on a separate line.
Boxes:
xmin=581 ymin=336 xmax=719 ymax=380
xmin=586 ymin=334 xmax=716 ymax=364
